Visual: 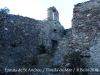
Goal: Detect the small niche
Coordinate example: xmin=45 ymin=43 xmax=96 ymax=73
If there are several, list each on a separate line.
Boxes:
xmin=53 ymin=9 xmax=56 ymax=12
xmin=2 ymin=44 xmax=4 ymax=47
xmin=53 ymin=29 xmax=57 ymax=32
xmin=10 ymin=43 xmax=17 ymax=47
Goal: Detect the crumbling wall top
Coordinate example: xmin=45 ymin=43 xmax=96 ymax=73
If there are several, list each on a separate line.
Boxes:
xmin=47 ymin=6 xmax=59 ymax=21
xmin=48 ymin=6 xmax=59 ymax=14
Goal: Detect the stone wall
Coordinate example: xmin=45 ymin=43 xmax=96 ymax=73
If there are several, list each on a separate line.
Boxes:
xmin=2 ymin=1 xmax=100 ymax=74
xmin=0 ymin=9 xmax=64 ymax=74
xmin=72 ymin=0 xmax=100 ymax=74
xmin=35 ymin=20 xmax=64 ymax=53
xmin=47 ymin=6 xmax=59 ymax=21
xmin=0 ymin=13 xmax=39 ymax=73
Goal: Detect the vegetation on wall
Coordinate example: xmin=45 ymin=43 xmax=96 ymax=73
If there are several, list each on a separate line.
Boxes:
xmin=68 ymin=51 xmax=88 ymax=75
xmin=63 ymin=29 xmax=66 ymax=36
xmin=31 ymin=59 xmax=38 ymax=65
xmin=38 ymin=44 xmax=46 ymax=54
xmin=0 ymin=7 xmax=10 ymax=14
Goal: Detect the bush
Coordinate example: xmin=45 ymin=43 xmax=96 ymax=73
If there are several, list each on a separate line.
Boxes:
xmin=0 ymin=7 xmax=10 ymax=14
xmin=31 ymin=59 xmax=38 ymax=65
xmin=63 ymin=30 xmax=66 ymax=36
xmin=68 ymin=51 xmax=88 ymax=75
xmin=38 ymin=44 xmax=46 ymax=54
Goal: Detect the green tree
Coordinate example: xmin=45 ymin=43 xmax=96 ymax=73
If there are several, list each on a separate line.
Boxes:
xmin=0 ymin=7 xmax=10 ymax=14
xmin=68 ymin=52 xmax=88 ymax=75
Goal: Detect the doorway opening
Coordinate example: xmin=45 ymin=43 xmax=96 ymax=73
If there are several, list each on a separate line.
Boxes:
xmin=51 ymin=40 xmax=57 ymax=50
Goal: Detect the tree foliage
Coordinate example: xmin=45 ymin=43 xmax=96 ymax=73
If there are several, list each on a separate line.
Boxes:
xmin=68 ymin=51 xmax=88 ymax=75
xmin=0 ymin=7 xmax=10 ymax=14
xmin=38 ymin=44 xmax=46 ymax=54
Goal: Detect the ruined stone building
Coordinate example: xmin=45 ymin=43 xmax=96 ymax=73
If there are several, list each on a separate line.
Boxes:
xmin=0 ymin=6 xmax=64 ymax=75
xmin=0 ymin=0 xmax=100 ymax=75
xmin=47 ymin=6 xmax=59 ymax=21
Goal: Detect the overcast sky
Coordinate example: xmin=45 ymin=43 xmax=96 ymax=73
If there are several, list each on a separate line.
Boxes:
xmin=0 ymin=0 xmax=89 ymax=29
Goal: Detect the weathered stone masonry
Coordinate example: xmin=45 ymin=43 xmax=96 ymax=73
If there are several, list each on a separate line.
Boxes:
xmin=47 ymin=6 xmax=59 ymax=21
xmin=1 ymin=1 xmax=100 ymax=75
xmin=0 ymin=6 xmax=64 ymax=75
xmin=72 ymin=0 xmax=100 ymax=75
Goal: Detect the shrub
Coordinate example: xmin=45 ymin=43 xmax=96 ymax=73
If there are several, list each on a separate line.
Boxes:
xmin=68 ymin=51 xmax=88 ymax=75
xmin=31 ymin=59 xmax=38 ymax=65
xmin=0 ymin=7 xmax=10 ymax=14
xmin=38 ymin=44 xmax=46 ymax=54
xmin=63 ymin=30 xmax=66 ymax=36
